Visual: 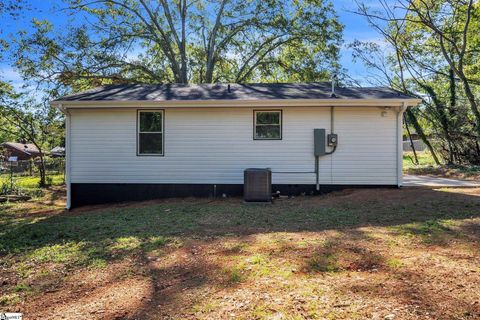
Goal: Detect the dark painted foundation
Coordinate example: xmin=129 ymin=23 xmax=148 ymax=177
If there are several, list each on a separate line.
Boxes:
xmin=70 ymin=183 xmax=397 ymax=208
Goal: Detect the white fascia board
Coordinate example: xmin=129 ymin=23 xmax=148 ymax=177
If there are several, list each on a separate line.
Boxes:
xmin=51 ymin=98 xmax=422 ymax=109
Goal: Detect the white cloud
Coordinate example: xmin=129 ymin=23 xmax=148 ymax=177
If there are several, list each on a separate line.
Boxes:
xmin=0 ymin=65 xmax=23 ymax=83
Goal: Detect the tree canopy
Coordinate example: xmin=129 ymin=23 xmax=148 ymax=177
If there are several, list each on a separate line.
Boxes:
xmin=352 ymin=0 xmax=480 ymax=164
xmin=10 ymin=0 xmax=343 ymax=93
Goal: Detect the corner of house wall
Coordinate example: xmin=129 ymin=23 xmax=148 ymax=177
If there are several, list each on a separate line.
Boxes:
xmin=65 ymin=108 xmax=72 ymax=210
xmin=396 ymin=102 xmax=408 ymax=187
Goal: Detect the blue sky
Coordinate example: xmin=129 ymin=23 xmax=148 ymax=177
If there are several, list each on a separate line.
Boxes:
xmin=0 ymin=0 xmax=385 ymax=88
xmin=335 ymin=0 xmax=385 ymax=79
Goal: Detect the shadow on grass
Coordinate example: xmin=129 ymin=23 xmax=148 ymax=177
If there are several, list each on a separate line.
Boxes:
xmin=1 ymin=187 xmax=479 ymax=257
xmin=0 ymin=187 xmax=479 ymax=316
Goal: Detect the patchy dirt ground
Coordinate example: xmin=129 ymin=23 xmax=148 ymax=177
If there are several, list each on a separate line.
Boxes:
xmin=405 ymin=166 xmax=480 ymax=181
xmin=403 ymin=151 xmax=480 ymax=181
xmin=1 ymin=187 xmax=479 ymax=319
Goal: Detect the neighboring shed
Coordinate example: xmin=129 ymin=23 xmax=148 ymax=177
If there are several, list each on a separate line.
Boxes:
xmin=1 ymin=142 xmax=40 ymax=160
xmin=51 ymin=82 xmax=421 ymax=209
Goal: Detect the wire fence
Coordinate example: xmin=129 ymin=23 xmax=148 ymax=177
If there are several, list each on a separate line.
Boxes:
xmin=0 ymin=158 xmax=65 ymax=177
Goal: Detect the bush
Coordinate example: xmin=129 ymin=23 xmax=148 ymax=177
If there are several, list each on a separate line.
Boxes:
xmin=40 ymin=176 xmax=53 ymax=187
xmin=0 ymin=180 xmax=20 ymax=196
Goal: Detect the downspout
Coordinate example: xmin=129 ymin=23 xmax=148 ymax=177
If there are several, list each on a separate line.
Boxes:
xmin=396 ymin=102 xmax=408 ymax=187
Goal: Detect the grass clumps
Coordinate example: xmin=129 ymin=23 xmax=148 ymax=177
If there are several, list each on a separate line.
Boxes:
xmin=224 ymin=265 xmax=246 ymax=284
xmin=0 ymin=293 xmax=21 ymax=306
xmin=307 ymin=253 xmax=340 ymax=273
xmin=28 ymin=242 xmax=87 ymax=264
xmin=386 ymin=258 xmax=404 ymax=269
xmin=13 ymin=282 xmax=32 ymax=293
xmin=392 ymin=219 xmax=457 ymax=245
xmin=403 ymin=151 xmax=480 ymax=180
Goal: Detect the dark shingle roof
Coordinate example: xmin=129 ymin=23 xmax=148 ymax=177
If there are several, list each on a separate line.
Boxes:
xmin=2 ymin=142 xmax=40 ymax=155
xmin=52 ymin=83 xmax=415 ymax=102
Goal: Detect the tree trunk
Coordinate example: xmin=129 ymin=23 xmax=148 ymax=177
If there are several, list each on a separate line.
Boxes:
xmin=404 ymin=114 xmax=419 ymax=164
xmin=405 ymin=108 xmax=441 ymax=165
xmin=447 ymin=68 xmax=459 ymax=163
xmin=180 ymin=8 xmax=187 ymax=82
xmin=37 ymin=152 xmax=46 ymax=187
xmin=459 ymin=74 xmax=480 ymax=139
xmin=205 ymin=56 xmax=214 ymax=83
xmin=421 ymin=84 xmax=455 ymax=163
xmin=448 ymin=68 xmax=456 ymax=117
xmin=32 ymin=142 xmax=47 ymax=187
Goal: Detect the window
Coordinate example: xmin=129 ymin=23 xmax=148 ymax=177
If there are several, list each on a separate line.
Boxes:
xmin=254 ymin=110 xmax=282 ymax=140
xmin=137 ymin=110 xmax=164 ymax=155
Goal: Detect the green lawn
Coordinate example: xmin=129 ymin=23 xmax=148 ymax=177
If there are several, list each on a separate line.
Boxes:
xmin=1 ymin=187 xmax=479 ymax=319
xmin=403 ymin=151 xmax=480 ymax=180
xmin=0 ymin=173 xmax=64 ymax=197
xmin=403 ymin=151 xmax=439 ymax=171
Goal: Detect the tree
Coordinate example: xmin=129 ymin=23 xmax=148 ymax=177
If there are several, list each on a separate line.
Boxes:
xmin=402 ymin=0 xmax=480 ymax=139
xmin=0 ymin=0 xmax=29 ymax=60
xmin=352 ymin=0 xmax=480 ymax=165
xmin=11 ymin=0 xmax=343 ymax=91
xmin=0 ymin=82 xmax=64 ymax=186
xmin=348 ymin=40 xmax=442 ymax=165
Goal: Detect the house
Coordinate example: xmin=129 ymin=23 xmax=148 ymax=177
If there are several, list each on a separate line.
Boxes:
xmin=51 ymin=83 xmax=421 ymax=209
xmin=50 ymin=146 xmax=66 ymax=158
xmin=1 ymin=142 xmax=41 ymax=161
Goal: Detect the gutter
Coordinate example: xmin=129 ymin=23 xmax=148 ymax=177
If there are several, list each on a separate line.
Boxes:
xmin=51 ymin=98 xmax=423 ymax=109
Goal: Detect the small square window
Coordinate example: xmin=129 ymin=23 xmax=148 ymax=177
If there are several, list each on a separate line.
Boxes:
xmin=254 ymin=110 xmax=282 ymax=140
xmin=137 ymin=110 xmax=164 ymax=155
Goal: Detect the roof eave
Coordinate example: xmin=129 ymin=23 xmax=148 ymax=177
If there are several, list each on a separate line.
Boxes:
xmin=51 ymin=98 xmax=422 ymax=109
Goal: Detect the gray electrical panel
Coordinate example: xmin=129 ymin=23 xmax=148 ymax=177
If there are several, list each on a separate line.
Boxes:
xmin=314 ymin=129 xmax=326 ymax=156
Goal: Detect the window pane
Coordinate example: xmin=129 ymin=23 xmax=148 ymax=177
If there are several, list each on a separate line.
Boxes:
xmin=139 ymin=133 xmax=163 ymax=154
xmin=255 ymin=125 xmax=281 ymax=139
xmin=256 ymin=112 xmax=280 ymax=125
xmin=140 ymin=112 xmax=162 ymax=132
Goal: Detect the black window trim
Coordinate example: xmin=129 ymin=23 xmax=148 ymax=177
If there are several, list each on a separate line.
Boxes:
xmin=137 ymin=109 xmax=165 ymax=156
xmin=253 ymin=109 xmax=283 ymax=140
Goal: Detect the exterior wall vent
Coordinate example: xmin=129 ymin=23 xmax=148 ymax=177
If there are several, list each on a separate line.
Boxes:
xmin=244 ymin=168 xmax=272 ymax=202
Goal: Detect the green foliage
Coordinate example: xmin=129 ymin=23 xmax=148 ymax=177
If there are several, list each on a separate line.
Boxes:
xmin=0 ymin=293 xmax=21 ymax=306
xmin=8 ymin=0 xmax=343 ymax=89
xmin=0 ymin=173 xmax=63 ymax=199
xmin=386 ymin=258 xmax=404 ymax=269
xmin=224 ymin=266 xmax=245 ymax=284
xmin=43 ymin=176 xmax=53 ymax=187
xmin=353 ymin=0 xmax=480 ymax=165
xmin=0 ymin=174 xmax=64 ymax=189
xmin=0 ymin=179 xmax=20 ymax=196
xmin=403 ymin=151 xmax=439 ymax=171
xmin=0 ymin=82 xmax=65 ymax=187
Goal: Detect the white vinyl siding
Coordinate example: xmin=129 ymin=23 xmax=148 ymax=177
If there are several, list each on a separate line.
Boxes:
xmin=69 ymin=107 xmax=397 ymax=185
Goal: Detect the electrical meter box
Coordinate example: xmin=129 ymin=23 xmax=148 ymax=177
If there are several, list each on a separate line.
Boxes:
xmin=327 ymin=134 xmax=338 ymax=147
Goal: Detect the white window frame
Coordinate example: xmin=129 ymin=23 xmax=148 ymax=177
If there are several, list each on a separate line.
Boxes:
xmin=254 ymin=110 xmax=282 ymax=140
xmin=137 ymin=109 xmax=165 ymax=156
